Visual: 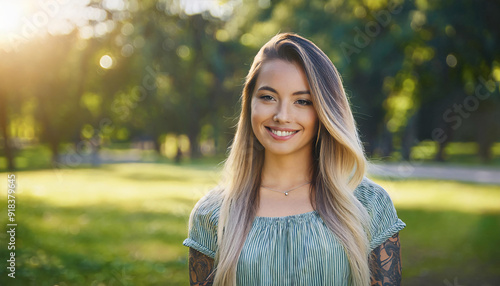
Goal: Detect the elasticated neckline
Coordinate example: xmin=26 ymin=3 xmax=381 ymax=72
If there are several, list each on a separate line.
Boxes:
xmin=254 ymin=210 xmax=318 ymax=221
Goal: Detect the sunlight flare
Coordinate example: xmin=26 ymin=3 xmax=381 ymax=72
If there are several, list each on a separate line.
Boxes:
xmin=0 ymin=0 xmax=23 ymax=35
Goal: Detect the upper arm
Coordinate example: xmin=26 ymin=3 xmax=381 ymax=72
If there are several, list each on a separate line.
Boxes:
xmin=369 ymin=232 xmax=402 ymax=286
xmin=189 ymin=247 xmax=216 ymax=286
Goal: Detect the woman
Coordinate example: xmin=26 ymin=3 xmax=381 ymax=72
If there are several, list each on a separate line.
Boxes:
xmin=183 ymin=32 xmax=406 ymax=286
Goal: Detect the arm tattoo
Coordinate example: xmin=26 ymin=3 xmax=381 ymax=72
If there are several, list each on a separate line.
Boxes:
xmin=369 ymin=232 xmax=402 ymax=286
xmin=189 ymin=247 xmax=215 ymax=286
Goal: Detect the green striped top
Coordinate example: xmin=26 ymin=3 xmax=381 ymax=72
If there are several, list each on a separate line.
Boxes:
xmin=183 ymin=177 xmax=406 ymax=285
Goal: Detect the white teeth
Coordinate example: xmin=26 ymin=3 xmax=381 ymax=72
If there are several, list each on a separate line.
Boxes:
xmin=270 ymin=129 xmax=296 ymax=137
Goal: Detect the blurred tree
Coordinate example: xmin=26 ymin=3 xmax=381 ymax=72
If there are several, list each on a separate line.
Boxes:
xmin=412 ymin=0 xmax=500 ymax=162
xmin=223 ymin=0 xmax=500 ymax=162
xmin=119 ymin=0 xmax=240 ymax=159
xmin=0 ymin=47 xmax=27 ymax=170
xmin=31 ymin=32 xmax=89 ymax=167
xmin=1 ymin=0 xmax=499 ymax=170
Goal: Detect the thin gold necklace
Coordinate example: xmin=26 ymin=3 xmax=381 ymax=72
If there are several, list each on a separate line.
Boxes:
xmin=260 ymin=181 xmax=311 ymax=196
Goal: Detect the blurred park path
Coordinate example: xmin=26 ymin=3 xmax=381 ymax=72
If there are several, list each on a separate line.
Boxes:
xmin=369 ymin=162 xmax=500 ymax=185
xmin=57 ymin=149 xmax=500 ymax=185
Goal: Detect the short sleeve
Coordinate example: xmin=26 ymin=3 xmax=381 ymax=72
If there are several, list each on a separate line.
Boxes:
xmin=182 ymin=191 xmax=221 ymax=259
xmin=354 ymin=177 xmax=406 ymax=252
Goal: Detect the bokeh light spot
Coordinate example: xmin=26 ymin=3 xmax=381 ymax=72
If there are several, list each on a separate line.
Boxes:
xmin=100 ymin=55 xmax=113 ymax=69
xmin=354 ymin=6 xmax=367 ymax=18
xmin=446 ymin=54 xmax=457 ymax=68
xmin=176 ymin=45 xmax=190 ymax=59
xmin=215 ymin=29 xmax=229 ymax=42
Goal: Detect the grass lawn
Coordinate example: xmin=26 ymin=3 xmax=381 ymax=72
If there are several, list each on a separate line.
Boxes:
xmin=0 ymin=162 xmax=499 ymax=285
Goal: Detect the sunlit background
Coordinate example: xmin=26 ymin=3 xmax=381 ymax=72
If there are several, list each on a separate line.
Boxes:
xmin=0 ymin=0 xmax=499 ymax=285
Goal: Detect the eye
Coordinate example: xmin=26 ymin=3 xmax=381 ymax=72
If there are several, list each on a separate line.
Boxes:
xmin=259 ymin=95 xmax=275 ymax=101
xmin=296 ymin=99 xmax=312 ymax=106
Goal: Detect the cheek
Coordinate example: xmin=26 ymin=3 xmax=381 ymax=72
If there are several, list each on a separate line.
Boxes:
xmin=250 ymin=103 xmax=262 ymax=132
xmin=302 ymin=110 xmax=319 ymax=131
xmin=251 ymin=102 xmax=268 ymax=124
xmin=250 ymin=114 xmax=258 ymax=132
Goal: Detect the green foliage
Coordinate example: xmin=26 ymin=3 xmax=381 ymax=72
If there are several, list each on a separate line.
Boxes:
xmin=0 ymin=0 xmax=499 ymax=168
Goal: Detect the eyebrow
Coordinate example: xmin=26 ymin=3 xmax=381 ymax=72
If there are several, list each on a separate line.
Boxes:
xmin=257 ymin=86 xmax=311 ymax=96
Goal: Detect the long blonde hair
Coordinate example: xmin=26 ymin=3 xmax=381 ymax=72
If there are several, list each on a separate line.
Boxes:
xmin=205 ymin=33 xmax=372 ymax=285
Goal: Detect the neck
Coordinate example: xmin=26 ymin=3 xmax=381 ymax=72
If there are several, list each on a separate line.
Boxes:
xmin=261 ymin=149 xmax=314 ymax=188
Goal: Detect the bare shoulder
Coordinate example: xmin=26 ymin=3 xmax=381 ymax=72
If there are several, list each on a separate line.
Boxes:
xmin=189 ymin=247 xmax=216 ymax=286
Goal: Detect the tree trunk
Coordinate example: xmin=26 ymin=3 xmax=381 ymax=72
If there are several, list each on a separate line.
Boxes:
xmin=401 ymin=114 xmax=417 ymax=161
xmin=476 ymin=109 xmax=495 ymax=163
xmin=49 ymin=138 xmax=60 ymax=168
xmin=435 ymin=125 xmax=453 ymax=162
xmin=153 ymin=137 xmax=161 ymax=154
xmin=379 ymin=126 xmax=394 ymax=159
xmin=0 ymin=94 xmax=15 ymax=171
xmin=187 ymin=126 xmax=201 ymax=159
xmin=175 ymin=144 xmax=182 ymax=164
xmin=90 ymin=135 xmax=101 ymax=167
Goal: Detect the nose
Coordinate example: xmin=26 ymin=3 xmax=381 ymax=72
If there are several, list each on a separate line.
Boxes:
xmin=273 ymin=102 xmax=291 ymax=123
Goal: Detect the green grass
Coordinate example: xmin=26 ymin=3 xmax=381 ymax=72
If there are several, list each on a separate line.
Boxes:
xmin=0 ymin=163 xmax=499 ymax=285
xmin=372 ymin=178 xmax=500 ymax=285
xmin=0 ymin=163 xmax=222 ymax=285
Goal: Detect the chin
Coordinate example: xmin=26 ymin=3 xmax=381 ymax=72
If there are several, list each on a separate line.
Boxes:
xmin=263 ymin=143 xmax=300 ymax=155
xmin=265 ymin=149 xmax=294 ymax=156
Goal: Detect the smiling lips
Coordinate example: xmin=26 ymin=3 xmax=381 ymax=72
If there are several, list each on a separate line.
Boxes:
xmin=265 ymin=126 xmax=299 ymax=140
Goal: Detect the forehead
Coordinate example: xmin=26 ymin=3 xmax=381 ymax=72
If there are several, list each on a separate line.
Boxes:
xmin=254 ymin=59 xmax=310 ymax=93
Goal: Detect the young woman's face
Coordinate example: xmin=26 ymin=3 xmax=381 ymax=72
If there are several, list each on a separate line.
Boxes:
xmin=251 ymin=59 xmax=319 ymax=157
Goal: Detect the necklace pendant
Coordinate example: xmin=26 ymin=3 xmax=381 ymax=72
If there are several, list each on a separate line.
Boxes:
xmin=285 ymin=192 xmax=289 ymax=196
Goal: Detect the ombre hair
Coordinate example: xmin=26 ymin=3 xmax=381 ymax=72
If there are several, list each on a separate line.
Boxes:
xmin=203 ymin=32 xmax=372 ymax=285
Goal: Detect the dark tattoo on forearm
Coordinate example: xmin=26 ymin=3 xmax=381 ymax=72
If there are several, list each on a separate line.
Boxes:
xmin=369 ymin=232 xmax=402 ymax=286
xmin=189 ymin=248 xmax=215 ymax=286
